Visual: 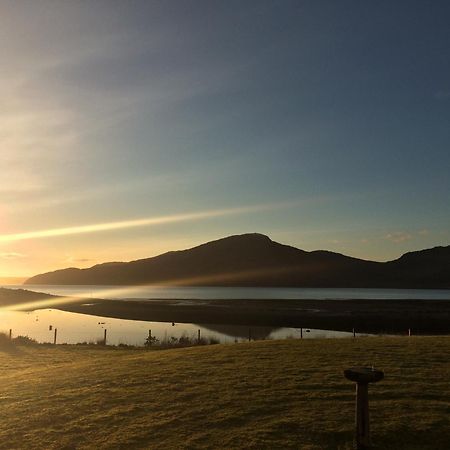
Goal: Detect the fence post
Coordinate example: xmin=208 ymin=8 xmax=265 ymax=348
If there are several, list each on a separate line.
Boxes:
xmin=300 ymin=327 xmax=303 ymax=339
xmin=54 ymin=328 xmax=57 ymax=345
xmin=104 ymin=329 xmax=107 ymax=346
xmin=198 ymin=329 xmax=201 ymax=343
xmin=9 ymin=329 xmax=12 ymax=340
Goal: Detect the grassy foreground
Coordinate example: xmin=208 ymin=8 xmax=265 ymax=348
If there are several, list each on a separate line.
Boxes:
xmin=0 ymin=337 xmax=449 ymax=450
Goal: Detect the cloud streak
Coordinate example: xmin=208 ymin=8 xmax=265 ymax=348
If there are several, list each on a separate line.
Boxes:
xmin=384 ymin=231 xmax=413 ymax=243
xmin=0 ymin=202 xmax=297 ymax=244
xmin=0 ymin=252 xmax=26 ymax=259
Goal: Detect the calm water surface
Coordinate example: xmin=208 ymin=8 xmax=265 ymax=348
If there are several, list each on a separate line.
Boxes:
xmin=0 ymin=309 xmax=365 ymax=346
xmin=1 ymin=286 xmax=446 ymax=345
xmin=6 ymin=285 xmax=450 ymax=300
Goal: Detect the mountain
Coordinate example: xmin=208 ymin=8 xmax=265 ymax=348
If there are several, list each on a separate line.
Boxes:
xmin=24 ymin=233 xmax=450 ymax=288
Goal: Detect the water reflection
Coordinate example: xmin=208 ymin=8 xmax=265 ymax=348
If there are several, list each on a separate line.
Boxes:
xmin=200 ymin=324 xmax=276 ymax=340
xmin=0 ymin=309 xmax=365 ymax=346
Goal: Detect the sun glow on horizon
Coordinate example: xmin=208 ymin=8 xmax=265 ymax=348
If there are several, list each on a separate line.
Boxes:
xmin=1 ymin=263 xmax=304 ymax=312
xmin=0 ymin=201 xmax=303 ymax=277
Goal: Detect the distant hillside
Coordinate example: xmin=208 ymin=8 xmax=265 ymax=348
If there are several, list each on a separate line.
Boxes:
xmin=24 ymin=233 xmax=450 ymax=288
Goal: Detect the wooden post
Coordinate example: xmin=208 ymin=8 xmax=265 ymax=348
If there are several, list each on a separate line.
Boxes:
xmin=356 ymin=382 xmax=370 ymax=449
xmin=148 ymin=329 xmax=152 ymax=340
xmin=198 ymin=329 xmax=201 ymax=343
xmin=104 ymin=329 xmax=107 ymax=346
xmin=300 ymin=328 xmax=303 ymax=339
xmin=9 ymin=329 xmax=12 ymax=340
xmin=53 ymin=328 xmax=57 ymax=345
xmin=344 ymin=367 xmax=384 ymax=450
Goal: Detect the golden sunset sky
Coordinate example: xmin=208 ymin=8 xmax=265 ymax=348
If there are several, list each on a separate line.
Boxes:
xmin=1 ymin=1 xmax=449 ymax=278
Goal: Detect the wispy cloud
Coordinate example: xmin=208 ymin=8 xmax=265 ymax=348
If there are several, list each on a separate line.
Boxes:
xmin=1 ymin=170 xmax=196 ymax=213
xmin=384 ymin=231 xmax=413 ymax=243
xmin=0 ymin=6 xmax=244 ymax=205
xmin=0 ymin=85 xmax=80 ymax=197
xmin=384 ymin=229 xmax=432 ymax=243
xmin=0 ymin=252 xmax=26 ymax=259
xmin=66 ymin=257 xmax=94 ymax=264
xmin=328 ymin=239 xmax=342 ymax=244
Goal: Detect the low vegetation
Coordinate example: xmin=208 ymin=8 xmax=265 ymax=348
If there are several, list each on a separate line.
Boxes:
xmin=0 ymin=337 xmax=449 ymax=449
xmin=0 ymin=332 xmax=219 ymax=350
xmin=0 ymin=332 xmax=38 ymax=350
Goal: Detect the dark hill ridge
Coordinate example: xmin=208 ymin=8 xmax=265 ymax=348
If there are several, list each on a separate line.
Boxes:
xmin=24 ymin=233 xmax=450 ymax=288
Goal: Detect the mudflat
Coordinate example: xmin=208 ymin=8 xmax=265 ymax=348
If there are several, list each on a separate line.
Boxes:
xmin=62 ymin=297 xmax=450 ymax=334
xmin=1 ymin=288 xmax=449 ymax=334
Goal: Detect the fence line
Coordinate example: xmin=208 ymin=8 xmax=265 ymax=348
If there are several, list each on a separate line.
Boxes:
xmin=2 ymin=326 xmax=418 ymax=348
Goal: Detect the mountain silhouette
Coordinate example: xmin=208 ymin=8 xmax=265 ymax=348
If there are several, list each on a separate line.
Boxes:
xmin=24 ymin=233 xmax=450 ymax=288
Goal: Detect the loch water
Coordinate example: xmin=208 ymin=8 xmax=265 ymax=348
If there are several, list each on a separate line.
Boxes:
xmin=2 ymin=285 xmax=447 ymax=345
xmin=1 ymin=308 xmax=369 ymax=346
xmin=7 ymin=285 xmax=450 ymax=301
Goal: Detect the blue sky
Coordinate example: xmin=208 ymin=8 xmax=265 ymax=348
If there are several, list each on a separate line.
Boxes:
xmin=1 ymin=0 xmax=449 ymax=276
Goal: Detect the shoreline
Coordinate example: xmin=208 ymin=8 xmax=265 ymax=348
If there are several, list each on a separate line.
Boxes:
xmin=60 ymin=297 xmax=450 ymax=334
xmin=1 ymin=288 xmax=450 ymax=334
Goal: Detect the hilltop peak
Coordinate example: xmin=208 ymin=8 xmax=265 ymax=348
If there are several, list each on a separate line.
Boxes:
xmin=238 ymin=233 xmax=271 ymax=240
xmin=205 ymin=233 xmax=272 ymax=244
xmin=24 ymin=234 xmax=450 ymax=288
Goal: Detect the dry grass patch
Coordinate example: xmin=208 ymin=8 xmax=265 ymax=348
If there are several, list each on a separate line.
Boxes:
xmin=0 ymin=337 xmax=449 ymax=449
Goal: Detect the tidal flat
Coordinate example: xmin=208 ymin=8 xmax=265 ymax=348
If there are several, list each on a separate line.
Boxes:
xmin=2 ymin=287 xmax=450 ymax=334
xmin=61 ymin=297 xmax=450 ymax=334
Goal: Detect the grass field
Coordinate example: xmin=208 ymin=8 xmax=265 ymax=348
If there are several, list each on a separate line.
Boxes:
xmin=0 ymin=337 xmax=449 ymax=449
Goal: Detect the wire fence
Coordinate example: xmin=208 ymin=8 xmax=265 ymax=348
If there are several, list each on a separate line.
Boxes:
xmin=0 ymin=325 xmax=406 ymax=348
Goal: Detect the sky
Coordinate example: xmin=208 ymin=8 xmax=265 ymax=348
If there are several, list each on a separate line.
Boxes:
xmin=1 ymin=0 xmax=449 ymax=278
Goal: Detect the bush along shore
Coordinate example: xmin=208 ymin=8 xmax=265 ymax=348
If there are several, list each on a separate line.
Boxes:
xmin=0 ymin=331 xmax=220 ymax=351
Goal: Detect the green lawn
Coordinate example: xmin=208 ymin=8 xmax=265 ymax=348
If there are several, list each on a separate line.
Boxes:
xmin=0 ymin=337 xmax=449 ymax=449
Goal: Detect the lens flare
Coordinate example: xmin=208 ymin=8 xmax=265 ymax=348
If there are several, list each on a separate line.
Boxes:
xmin=1 ymin=264 xmax=304 ymax=312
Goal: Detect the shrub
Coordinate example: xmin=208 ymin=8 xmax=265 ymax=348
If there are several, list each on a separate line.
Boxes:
xmin=178 ymin=335 xmax=193 ymax=346
xmin=13 ymin=335 xmax=38 ymax=346
xmin=144 ymin=335 xmax=160 ymax=347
